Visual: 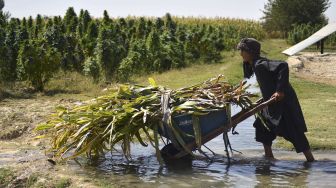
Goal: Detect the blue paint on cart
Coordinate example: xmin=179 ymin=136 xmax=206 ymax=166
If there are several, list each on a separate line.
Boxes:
xmin=159 ymin=110 xmax=229 ymax=144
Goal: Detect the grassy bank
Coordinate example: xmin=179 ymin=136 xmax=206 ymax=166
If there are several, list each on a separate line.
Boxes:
xmin=0 ymin=72 xmax=104 ymax=102
xmin=134 ymin=39 xmax=336 ymax=150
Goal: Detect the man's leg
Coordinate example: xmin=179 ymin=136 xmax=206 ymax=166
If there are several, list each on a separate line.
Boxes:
xmin=263 ymin=144 xmax=275 ymax=159
xmin=283 ymin=130 xmax=315 ymax=162
xmin=254 ymin=117 xmax=276 ymax=160
xmin=303 ymin=150 xmax=315 ymax=162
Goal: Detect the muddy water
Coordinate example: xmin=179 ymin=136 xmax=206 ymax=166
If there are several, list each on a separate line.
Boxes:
xmin=67 ymin=142 xmax=336 ymax=188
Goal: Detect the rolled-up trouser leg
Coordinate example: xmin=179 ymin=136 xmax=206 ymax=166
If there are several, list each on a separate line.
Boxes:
xmin=254 ymin=115 xmax=311 ymax=153
xmin=282 ymin=131 xmax=310 ymax=153
xmin=278 ymin=116 xmax=311 ymax=153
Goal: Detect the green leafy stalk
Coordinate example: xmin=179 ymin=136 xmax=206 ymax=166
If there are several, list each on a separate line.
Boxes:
xmin=36 ymin=75 xmax=256 ymax=165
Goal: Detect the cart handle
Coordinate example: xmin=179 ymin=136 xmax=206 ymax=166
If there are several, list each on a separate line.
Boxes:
xmin=230 ymin=97 xmax=277 ymax=129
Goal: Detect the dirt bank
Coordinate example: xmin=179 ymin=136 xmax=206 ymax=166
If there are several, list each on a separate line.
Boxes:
xmin=0 ymin=95 xmax=85 ymax=139
xmin=287 ymin=52 xmax=336 ymax=85
xmin=0 ymin=96 xmax=98 ymax=187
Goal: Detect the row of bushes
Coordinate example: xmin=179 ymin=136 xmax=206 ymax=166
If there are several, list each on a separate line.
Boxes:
xmin=0 ymin=7 xmax=266 ymax=91
xmin=287 ymin=24 xmax=336 ymax=47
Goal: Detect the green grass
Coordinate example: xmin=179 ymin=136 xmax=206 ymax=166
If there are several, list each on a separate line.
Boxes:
xmin=44 ymin=71 xmax=104 ymax=99
xmin=133 ymin=39 xmax=289 ymax=88
xmin=134 ymin=39 xmax=336 ymax=150
xmin=54 ymin=178 xmax=71 ymax=188
xmin=0 ymin=168 xmax=15 ymax=186
xmin=0 ymin=71 xmax=104 ymax=101
xmin=133 ymin=50 xmax=242 ymax=88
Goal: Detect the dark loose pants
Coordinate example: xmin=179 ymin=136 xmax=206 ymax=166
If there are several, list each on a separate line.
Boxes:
xmin=253 ymin=116 xmax=310 ymax=153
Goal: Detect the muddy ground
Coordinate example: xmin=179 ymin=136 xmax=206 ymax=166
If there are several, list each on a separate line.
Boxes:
xmin=0 ymin=95 xmax=101 ymax=187
xmin=287 ymin=52 xmax=336 ymax=85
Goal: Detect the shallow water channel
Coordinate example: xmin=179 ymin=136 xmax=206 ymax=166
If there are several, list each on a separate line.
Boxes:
xmin=65 ymin=78 xmax=336 ymax=188
xmin=67 ymin=110 xmax=336 ymax=188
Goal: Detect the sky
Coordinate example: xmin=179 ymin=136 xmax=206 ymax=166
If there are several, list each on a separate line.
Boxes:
xmin=2 ymin=0 xmax=336 ymax=22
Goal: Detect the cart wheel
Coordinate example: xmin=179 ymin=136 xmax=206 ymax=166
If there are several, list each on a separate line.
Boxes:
xmin=161 ymin=143 xmax=192 ymax=161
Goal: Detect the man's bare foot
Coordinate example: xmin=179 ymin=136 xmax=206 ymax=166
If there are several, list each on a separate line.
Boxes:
xmin=263 ymin=144 xmax=274 ymax=159
xmin=263 ymin=155 xmax=277 ymax=161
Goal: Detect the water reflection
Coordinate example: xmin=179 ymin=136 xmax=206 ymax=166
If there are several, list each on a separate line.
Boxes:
xmin=254 ymin=160 xmax=305 ymax=187
xmin=68 ymin=145 xmax=336 ymax=188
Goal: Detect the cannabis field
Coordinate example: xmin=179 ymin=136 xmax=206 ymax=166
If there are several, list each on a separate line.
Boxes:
xmin=0 ymin=7 xmax=266 ymax=91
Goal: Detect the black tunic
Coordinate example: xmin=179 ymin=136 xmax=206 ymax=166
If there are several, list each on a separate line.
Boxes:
xmin=250 ymin=58 xmax=307 ymax=136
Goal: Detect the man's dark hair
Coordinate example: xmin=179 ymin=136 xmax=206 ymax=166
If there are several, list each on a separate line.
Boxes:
xmin=237 ymin=38 xmax=262 ymax=79
xmin=237 ymin=38 xmax=261 ymax=56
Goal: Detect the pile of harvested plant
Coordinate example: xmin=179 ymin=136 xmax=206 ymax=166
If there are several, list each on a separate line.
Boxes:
xmin=36 ymin=75 xmax=256 ymax=164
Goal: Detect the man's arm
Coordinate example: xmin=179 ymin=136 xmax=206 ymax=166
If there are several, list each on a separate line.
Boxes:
xmin=268 ymin=61 xmax=289 ymax=101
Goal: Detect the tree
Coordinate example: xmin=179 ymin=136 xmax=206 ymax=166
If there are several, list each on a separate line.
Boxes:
xmin=27 ymin=16 xmax=34 ymax=38
xmin=102 ymin=10 xmax=112 ymax=26
xmin=164 ymin=13 xmax=176 ymax=34
xmin=0 ymin=0 xmax=4 ymax=11
xmin=96 ymin=27 xmax=126 ymax=81
xmin=16 ymin=18 xmax=29 ymax=45
xmin=34 ymin=14 xmax=44 ymax=38
xmin=83 ymin=57 xmax=100 ymax=83
xmin=2 ymin=20 xmax=19 ymax=82
xmin=64 ymin=7 xmax=78 ymax=33
xmin=43 ymin=18 xmax=63 ymax=50
xmin=17 ymin=39 xmax=61 ymax=91
xmin=154 ymin=18 xmax=164 ymax=32
xmin=136 ymin=17 xmax=147 ymax=39
xmin=146 ymin=29 xmax=161 ymax=71
xmin=262 ymin=0 xmax=330 ymax=33
xmin=118 ymin=39 xmax=149 ymax=80
xmin=0 ymin=0 xmax=9 ymax=83
xmin=185 ymin=27 xmax=201 ymax=60
xmin=61 ymin=34 xmax=84 ymax=72
xmin=82 ymin=10 xmax=92 ymax=32
xmin=83 ymin=21 xmax=98 ymax=56
xmin=76 ymin=21 xmax=84 ymax=38
xmin=77 ymin=9 xmax=90 ymax=38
